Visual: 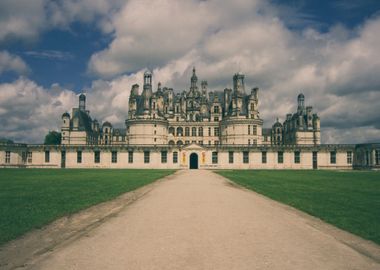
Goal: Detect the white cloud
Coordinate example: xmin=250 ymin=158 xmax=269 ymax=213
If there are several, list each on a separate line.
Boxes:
xmin=0 ymin=77 xmax=77 ymax=143
xmin=85 ymin=0 xmax=380 ymax=144
xmin=0 ymin=0 xmax=123 ymax=42
xmin=0 ymin=0 xmax=379 ymax=144
xmin=0 ymin=51 xmax=29 ymax=75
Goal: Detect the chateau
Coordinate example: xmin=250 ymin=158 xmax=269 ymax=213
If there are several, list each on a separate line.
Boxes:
xmin=1 ymin=68 xmax=379 ymax=169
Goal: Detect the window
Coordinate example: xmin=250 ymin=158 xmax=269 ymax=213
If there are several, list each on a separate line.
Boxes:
xmin=294 ymin=151 xmax=300 ymax=164
xmin=21 ymin=152 xmax=27 ymax=163
xmin=330 ymin=151 xmax=336 ymax=164
xmin=229 ymin=151 xmax=234 ymax=164
xmin=144 ymin=151 xmax=150 ymax=163
xmin=94 ymin=151 xmax=100 ymax=163
xmin=199 ymin=127 xmax=203 ymax=137
xmin=214 ymin=116 xmax=219 ymax=122
xmin=185 ymin=127 xmax=190 ymax=136
xmin=250 ymin=103 xmax=255 ymax=111
xmin=112 ymin=151 xmax=117 ymax=163
xmin=252 ymin=139 xmax=257 ymax=145
xmin=214 ymin=106 xmax=219 ymax=113
xmin=262 ymin=152 xmax=267 ymax=164
xmin=376 ymin=150 xmax=380 ymax=165
xmin=347 ymin=151 xmax=352 ymax=164
xmin=278 ymin=151 xmax=283 ymax=164
xmin=161 ymin=151 xmax=167 ymax=163
xmin=27 ymin=152 xmax=32 ymax=163
xmin=45 ymin=150 xmax=50 ymax=163
xmin=128 ymin=151 xmax=133 ymax=163
xmin=248 ymin=125 xmax=250 ymax=135
xmin=252 ymin=125 xmax=257 ymax=135
xmin=176 ymin=127 xmax=183 ymax=136
xmin=77 ymin=151 xmax=82 ymax=163
xmin=5 ymin=151 xmax=10 ymax=164
xmin=212 ymin=152 xmax=218 ymax=164
xmin=185 ymin=140 xmax=190 ymax=145
xmin=173 ymin=152 xmax=178 ymax=163
xmin=248 ymin=139 xmax=250 ymax=145
xmin=214 ymin=127 xmax=219 ymax=136
xmin=208 ymin=127 xmax=211 ymax=136
xmin=214 ymin=140 xmax=219 ymax=145
xmin=243 ymin=151 xmax=249 ymax=164
xmin=192 ymin=127 xmax=197 ymax=136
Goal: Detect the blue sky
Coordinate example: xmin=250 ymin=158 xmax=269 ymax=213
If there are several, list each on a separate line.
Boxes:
xmin=0 ymin=0 xmax=380 ymax=143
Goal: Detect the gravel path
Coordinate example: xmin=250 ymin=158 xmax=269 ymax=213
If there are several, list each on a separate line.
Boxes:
xmin=30 ymin=170 xmax=379 ymax=270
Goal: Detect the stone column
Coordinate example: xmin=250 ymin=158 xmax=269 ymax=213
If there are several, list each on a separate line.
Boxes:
xmin=372 ymin=149 xmax=376 ymax=166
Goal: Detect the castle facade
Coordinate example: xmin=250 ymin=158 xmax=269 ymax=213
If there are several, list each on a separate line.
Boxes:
xmin=1 ymin=69 xmax=379 ymax=169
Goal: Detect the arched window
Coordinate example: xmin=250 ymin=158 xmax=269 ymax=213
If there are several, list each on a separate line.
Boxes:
xmin=185 ymin=127 xmax=190 ymax=136
xmin=168 ymin=140 xmax=175 ymax=146
xmin=214 ymin=106 xmax=219 ymax=113
xmin=177 ymin=140 xmax=183 ymax=146
xmin=198 ymin=127 xmax=203 ymax=137
xmin=177 ymin=127 xmax=183 ymax=136
xmin=169 ymin=127 xmax=175 ymax=135
xmin=192 ymin=127 xmax=197 ymax=136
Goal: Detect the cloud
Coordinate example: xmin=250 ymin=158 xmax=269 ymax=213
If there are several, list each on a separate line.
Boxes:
xmin=24 ymin=50 xmax=74 ymax=61
xmin=0 ymin=51 xmax=29 ymax=75
xmin=0 ymin=73 xmax=139 ymax=143
xmin=0 ymin=0 xmax=123 ymax=43
xmin=1 ymin=0 xmax=380 ymax=144
xmin=86 ymin=0 xmax=380 ymax=144
xmin=0 ymin=77 xmax=77 ymax=143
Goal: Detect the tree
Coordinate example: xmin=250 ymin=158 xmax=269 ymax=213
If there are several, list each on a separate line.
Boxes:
xmin=44 ymin=131 xmax=61 ymax=145
xmin=0 ymin=138 xmax=14 ymax=144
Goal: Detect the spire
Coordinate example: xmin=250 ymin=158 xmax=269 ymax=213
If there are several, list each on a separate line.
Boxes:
xmin=190 ymin=66 xmax=198 ymax=92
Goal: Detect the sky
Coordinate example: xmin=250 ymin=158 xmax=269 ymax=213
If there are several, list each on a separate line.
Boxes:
xmin=0 ymin=0 xmax=380 ymax=144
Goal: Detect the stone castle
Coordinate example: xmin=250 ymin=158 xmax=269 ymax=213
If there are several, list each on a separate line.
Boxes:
xmin=0 ymin=68 xmax=378 ymax=169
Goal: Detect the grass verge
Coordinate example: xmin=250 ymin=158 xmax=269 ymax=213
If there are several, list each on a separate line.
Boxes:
xmin=217 ymin=170 xmax=380 ymax=245
xmin=0 ymin=169 xmax=175 ymax=245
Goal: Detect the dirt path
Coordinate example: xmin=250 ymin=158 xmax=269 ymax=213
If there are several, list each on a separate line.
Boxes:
xmin=7 ymin=170 xmax=380 ymax=269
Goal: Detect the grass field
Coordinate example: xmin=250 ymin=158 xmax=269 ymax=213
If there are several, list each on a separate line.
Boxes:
xmin=0 ymin=169 xmax=175 ymax=245
xmin=217 ymin=170 xmax=380 ymax=245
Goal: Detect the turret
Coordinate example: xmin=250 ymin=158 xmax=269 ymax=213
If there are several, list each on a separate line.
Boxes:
xmin=143 ymin=70 xmax=152 ymax=91
xmin=61 ymin=112 xmax=70 ymax=128
xmin=271 ymin=118 xmax=283 ymax=145
xmin=79 ymin=93 xmax=86 ymax=111
xmin=142 ymin=70 xmax=153 ymax=112
xmin=130 ymin=84 xmax=139 ymax=97
xmin=233 ymin=73 xmax=245 ymax=95
xmin=190 ymin=67 xmax=198 ymax=92
xmin=201 ymin=80 xmax=207 ymax=96
xmin=297 ymin=93 xmax=305 ymax=114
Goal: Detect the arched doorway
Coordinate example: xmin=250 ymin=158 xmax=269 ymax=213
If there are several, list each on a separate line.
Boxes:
xmin=189 ymin=153 xmax=198 ymax=169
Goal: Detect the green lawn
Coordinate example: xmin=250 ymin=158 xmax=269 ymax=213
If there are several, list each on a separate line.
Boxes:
xmin=217 ymin=170 xmax=380 ymax=245
xmin=0 ymin=169 xmax=175 ymax=245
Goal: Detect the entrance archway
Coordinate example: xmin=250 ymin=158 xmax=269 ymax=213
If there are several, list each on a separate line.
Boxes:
xmin=189 ymin=153 xmax=198 ymax=169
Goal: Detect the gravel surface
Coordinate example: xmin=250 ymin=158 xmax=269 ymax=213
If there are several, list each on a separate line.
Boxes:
xmin=23 ymin=170 xmax=380 ymax=269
